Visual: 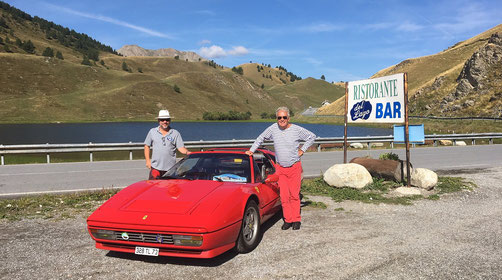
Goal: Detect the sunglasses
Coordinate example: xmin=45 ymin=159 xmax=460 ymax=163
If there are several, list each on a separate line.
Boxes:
xmin=277 ymin=116 xmax=288 ymax=120
xmin=158 ymin=119 xmax=171 ymax=122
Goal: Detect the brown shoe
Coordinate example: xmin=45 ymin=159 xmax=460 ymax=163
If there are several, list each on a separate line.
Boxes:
xmin=292 ymin=222 xmax=301 ymax=230
xmin=281 ymin=222 xmax=292 ymax=230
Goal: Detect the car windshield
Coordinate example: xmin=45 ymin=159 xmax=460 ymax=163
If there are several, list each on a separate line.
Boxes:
xmin=162 ymin=153 xmax=251 ymax=182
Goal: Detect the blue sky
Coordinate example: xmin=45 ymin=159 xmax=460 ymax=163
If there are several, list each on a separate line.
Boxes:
xmin=5 ymin=0 xmax=501 ymax=82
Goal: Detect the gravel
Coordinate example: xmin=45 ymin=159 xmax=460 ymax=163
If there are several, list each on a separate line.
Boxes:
xmin=1 ymin=167 xmax=501 ymax=280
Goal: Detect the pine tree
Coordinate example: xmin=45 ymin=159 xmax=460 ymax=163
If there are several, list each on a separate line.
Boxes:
xmin=22 ymin=40 xmax=35 ymax=53
xmin=42 ymin=47 xmax=54 ymax=57
xmin=81 ymin=55 xmax=92 ymax=66
xmin=122 ymin=61 xmax=129 ymax=71
xmin=321 ymin=75 xmax=325 ymax=80
xmin=56 ymin=51 xmax=64 ymax=60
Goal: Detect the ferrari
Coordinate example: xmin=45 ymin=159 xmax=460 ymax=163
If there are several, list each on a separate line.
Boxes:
xmin=87 ymin=148 xmax=280 ymax=258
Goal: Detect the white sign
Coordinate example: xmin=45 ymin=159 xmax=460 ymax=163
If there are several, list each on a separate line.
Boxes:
xmin=347 ymin=73 xmax=405 ymax=123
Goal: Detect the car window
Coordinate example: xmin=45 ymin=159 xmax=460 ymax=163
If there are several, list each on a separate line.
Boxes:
xmin=253 ymin=153 xmax=275 ymax=182
xmin=163 ymin=153 xmax=251 ymax=182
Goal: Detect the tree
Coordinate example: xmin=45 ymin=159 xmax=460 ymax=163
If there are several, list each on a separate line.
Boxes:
xmin=100 ymin=60 xmax=105 ymax=66
xmin=321 ymin=75 xmax=325 ymax=81
xmin=81 ymin=55 xmax=92 ymax=66
xmin=4 ymin=44 xmax=12 ymax=53
xmin=173 ymin=84 xmax=181 ymax=93
xmin=137 ymin=67 xmax=143 ymax=73
xmin=0 ymin=37 xmax=3 ymax=45
xmin=174 ymin=55 xmax=179 ymax=60
xmin=122 ymin=61 xmax=129 ymax=72
xmin=22 ymin=40 xmax=35 ymax=53
xmin=42 ymin=47 xmax=54 ymax=57
xmin=56 ymin=51 xmax=64 ymax=60
xmin=261 ymin=83 xmax=264 ymax=89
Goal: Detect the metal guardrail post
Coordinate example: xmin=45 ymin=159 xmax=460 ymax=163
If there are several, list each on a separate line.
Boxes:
xmin=317 ymin=144 xmax=321 ymax=152
xmin=129 ymin=141 xmax=133 ymax=160
xmin=1 ymin=144 xmax=3 ymax=165
xmin=89 ymin=142 xmax=93 ymax=162
xmin=472 ymin=139 xmax=475 ymax=145
xmin=46 ymin=143 xmax=50 ymax=164
xmin=490 ymin=138 xmax=493 ymax=145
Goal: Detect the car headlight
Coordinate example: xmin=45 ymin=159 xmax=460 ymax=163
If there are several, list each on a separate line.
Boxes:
xmin=172 ymin=235 xmax=203 ymax=247
xmin=90 ymin=229 xmax=116 ymax=240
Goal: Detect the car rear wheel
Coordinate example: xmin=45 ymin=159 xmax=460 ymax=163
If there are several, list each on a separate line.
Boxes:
xmin=235 ymin=200 xmax=261 ymax=253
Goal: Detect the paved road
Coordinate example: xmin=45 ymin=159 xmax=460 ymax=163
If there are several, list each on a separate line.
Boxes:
xmin=1 ymin=144 xmax=501 ymax=197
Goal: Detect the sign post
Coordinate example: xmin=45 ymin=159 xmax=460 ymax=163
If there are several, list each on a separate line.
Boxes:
xmin=345 ymin=73 xmax=412 ymax=186
xmin=344 ymin=82 xmax=348 ymax=163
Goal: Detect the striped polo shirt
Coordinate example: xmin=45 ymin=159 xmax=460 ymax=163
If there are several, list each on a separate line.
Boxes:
xmin=250 ymin=123 xmax=316 ymax=167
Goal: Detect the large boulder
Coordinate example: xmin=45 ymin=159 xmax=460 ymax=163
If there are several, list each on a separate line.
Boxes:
xmin=411 ymin=168 xmax=438 ymax=190
xmin=323 ymin=163 xmax=373 ymax=189
xmin=349 ymin=157 xmax=410 ymax=182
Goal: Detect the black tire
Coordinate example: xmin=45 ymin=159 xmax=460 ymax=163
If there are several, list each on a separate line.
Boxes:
xmin=235 ymin=200 xmax=261 ymax=253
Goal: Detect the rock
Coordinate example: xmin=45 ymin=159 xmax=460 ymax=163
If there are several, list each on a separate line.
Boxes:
xmin=411 ymin=168 xmax=438 ymax=190
xmin=455 ymin=141 xmax=467 ymax=146
xmin=439 ymin=140 xmax=452 ymax=146
xmin=395 ymin=187 xmax=422 ymax=196
xmin=323 ymin=163 xmax=373 ymax=189
xmin=350 ymin=143 xmax=364 ymax=149
xmin=349 ymin=157 xmax=409 ymax=182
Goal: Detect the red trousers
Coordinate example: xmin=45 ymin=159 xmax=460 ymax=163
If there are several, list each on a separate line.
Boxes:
xmin=276 ymin=161 xmax=302 ymax=223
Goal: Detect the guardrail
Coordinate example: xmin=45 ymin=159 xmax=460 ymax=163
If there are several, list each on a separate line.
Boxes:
xmin=1 ymin=133 xmax=502 ymax=165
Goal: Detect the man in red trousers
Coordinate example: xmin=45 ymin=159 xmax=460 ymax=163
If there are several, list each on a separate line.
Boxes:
xmin=246 ymin=107 xmax=316 ymax=230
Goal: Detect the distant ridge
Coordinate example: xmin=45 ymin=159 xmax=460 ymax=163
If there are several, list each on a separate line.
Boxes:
xmin=118 ymin=45 xmax=205 ymax=62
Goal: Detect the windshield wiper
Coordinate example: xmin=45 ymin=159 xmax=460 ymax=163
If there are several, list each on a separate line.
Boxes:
xmin=162 ymin=175 xmax=193 ymax=180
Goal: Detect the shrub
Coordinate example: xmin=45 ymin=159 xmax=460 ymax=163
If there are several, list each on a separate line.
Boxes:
xmin=379 ymin=152 xmax=400 ymax=161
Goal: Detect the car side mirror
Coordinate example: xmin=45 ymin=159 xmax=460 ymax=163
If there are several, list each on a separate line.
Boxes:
xmin=261 ymin=173 xmax=279 ymax=183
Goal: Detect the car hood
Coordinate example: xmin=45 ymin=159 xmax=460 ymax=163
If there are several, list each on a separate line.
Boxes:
xmin=118 ymin=179 xmax=223 ymax=215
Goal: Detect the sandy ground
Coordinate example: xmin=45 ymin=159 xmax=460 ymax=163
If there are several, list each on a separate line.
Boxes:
xmin=1 ymin=167 xmax=501 ymax=280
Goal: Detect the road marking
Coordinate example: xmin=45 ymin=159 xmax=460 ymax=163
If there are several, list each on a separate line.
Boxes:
xmin=0 ymin=186 xmax=126 ymax=198
xmin=0 ymin=168 xmax=145 ymax=176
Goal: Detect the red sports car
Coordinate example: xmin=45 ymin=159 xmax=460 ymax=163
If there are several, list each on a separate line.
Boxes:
xmin=87 ymin=148 xmax=280 ymax=258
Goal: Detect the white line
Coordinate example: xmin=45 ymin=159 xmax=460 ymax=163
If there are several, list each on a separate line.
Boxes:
xmin=0 ymin=186 xmax=126 ymax=198
xmin=0 ymin=168 xmax=145 ymax=176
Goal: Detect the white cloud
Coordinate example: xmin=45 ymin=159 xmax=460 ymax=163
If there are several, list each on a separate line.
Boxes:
xmin=396 ymin=21 xmax=424 ymax=32
xmin=228 ymin=46 xmax=249 ymax=56
xmin=198 ymin=39 xmax=211 ymax=45
xmin=199 ymin=45 xmax=249 ymax=58
xmin=45 ymin=3 xmax=175 ymax=39
xmin=199 ymin=45 xmax=226 ymax=58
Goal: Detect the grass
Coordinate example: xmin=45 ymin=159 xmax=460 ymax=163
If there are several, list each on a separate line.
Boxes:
xmin=302 ymin=176 xmax=476 ymax=206
xmin=0 ymin=188 xmax=120 ymax=221
xmin=0 ymin=175 xmax=477 ymax=221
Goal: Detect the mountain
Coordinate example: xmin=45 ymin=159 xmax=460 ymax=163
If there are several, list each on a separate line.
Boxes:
xmin=0 ymin=2 xmax=341 ymax=122
xmin=317 ymin=24 xmax=502 ymax=118
xmin=117 ymin=45 xmax=205 ymax=62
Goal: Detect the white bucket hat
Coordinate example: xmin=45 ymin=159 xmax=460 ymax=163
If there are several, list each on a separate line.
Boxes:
xmin=157 ymin=110 xmax=171 ymax=119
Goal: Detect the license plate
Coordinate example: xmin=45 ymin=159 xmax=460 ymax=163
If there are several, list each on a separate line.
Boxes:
xmin=135 ymin=246 xmax=159 ymax=256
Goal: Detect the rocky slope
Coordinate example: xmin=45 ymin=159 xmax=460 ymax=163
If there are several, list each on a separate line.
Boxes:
xmin=117 ymin=45 xmax=205 ymax=62
xmin=317 ymin=24 xmax=502 ymax=118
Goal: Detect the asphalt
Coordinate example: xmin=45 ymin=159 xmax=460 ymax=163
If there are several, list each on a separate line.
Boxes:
xmin=1 ymin=167 xmax=501 ymax=279
xmin=1 ymin=145 xmax=502 ymax=197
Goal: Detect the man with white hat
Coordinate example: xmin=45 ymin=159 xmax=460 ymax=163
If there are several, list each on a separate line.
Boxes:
xmin=144 ymin=109 xmax=190 ymax=179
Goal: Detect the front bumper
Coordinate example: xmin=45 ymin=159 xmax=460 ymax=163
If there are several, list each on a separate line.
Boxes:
xmin=88 ymin=222 xmax=241 ymax=259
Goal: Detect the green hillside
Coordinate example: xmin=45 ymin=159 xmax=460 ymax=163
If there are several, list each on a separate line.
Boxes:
xmin=0 ymin=2 xmax=338 ymax=123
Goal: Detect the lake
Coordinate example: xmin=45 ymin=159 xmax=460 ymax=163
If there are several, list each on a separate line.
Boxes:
xmin=0 ymin=122 xmax=392 ymax=145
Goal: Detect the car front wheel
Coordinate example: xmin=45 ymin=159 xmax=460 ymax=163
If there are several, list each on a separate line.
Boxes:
xmin=235 ymin=200 xmax=261 ymax=253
